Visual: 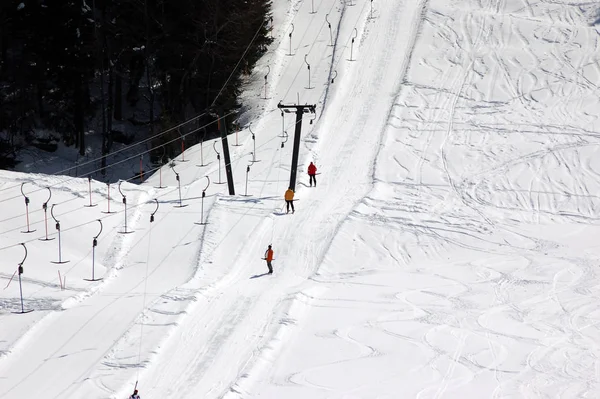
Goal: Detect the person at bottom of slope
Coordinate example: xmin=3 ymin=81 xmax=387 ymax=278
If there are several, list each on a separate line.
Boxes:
xmin=285 ymin=187 xmax=295 ymax=214
xmin=265 ymin=245 xmax=274 ymax=274
xmin=308 ymin=162 xmax=317 ymax=187
xmin=129 ymin=389 xmax=140 ymax=399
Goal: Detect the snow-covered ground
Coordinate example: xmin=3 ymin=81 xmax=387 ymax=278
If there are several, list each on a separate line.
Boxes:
xmin=2 ymin=0 xmax=600 ymax=398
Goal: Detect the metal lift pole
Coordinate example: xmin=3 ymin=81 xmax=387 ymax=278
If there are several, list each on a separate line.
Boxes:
xmin=277 ymin=102 xmax=316 ymax=191
xmin=218 ymin=111 xmax=235 ymax=195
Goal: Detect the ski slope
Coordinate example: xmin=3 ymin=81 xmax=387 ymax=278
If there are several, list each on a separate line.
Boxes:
xmin=2 ymin=0 xmax=600 ymax=398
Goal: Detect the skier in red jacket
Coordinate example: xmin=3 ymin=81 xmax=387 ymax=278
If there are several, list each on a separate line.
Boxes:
xmin=308 ymin=162 xmax=317 ymax=187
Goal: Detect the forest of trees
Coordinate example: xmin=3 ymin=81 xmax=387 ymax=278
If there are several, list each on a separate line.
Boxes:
xmin=0 ymin=0 xmax=273 ymax=171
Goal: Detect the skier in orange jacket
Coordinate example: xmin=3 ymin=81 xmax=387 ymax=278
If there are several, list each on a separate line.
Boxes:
xmin=284 ymin=187 xmax=295 ymax=214
xmin=265 ymin=245 xmax=274 ymax=274
xmin=308 ymin=162 xmax=317 ymax=187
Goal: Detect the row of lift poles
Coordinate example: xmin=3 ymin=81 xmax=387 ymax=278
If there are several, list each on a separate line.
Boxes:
xmin=11 ymin=103 xmax=316 ymax=314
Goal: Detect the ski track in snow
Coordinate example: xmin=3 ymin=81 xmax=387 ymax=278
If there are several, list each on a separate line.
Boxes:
xmin=2 ymin=0 xmax=600 ymax=398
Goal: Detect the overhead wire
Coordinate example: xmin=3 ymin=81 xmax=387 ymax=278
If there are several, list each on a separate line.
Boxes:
xmin=211 ymin=18 xmax=268 ymax=109
xmin=0 ymin=115 xmax=205 ymax=197
xmin=136 ymin=219 xmax=152 ymax=385
xmin=0 ymin=119 xmax=295 ymax=251
xmin=0 ymin=111 xmax=235 ymax=206
xmin=282 ymin=0 xmax=339 ymax=101
xmin=285 ymin=0 xmax=370 ymax=121
xmin=0 ymin=101 xmax=309 ymax=252
xmin=0 ymin=163 xmax=170 ymax=238
xmin=329 ymin=0 xmax=370 ymax=75
xmin=0 ymin=100 xmax=307 ymax=241
xmin=0 ymin=157 xmax=170 ymax=227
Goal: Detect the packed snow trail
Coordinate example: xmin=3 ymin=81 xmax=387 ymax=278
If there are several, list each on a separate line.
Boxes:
xmin=131 ymin=0 xmax=425 ymax=397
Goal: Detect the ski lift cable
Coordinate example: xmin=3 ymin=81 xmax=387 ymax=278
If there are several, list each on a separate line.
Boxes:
xmin=1 ymin=23 xmax=312 ymax=220
xmin=136 ymin=212 xmax=153 ymax=384
xmin=271 ymin=137 xmax=286 ymax=243
xmin=0 ymin=112 xmax=234 ymax=206
xmin=0 ymin=160 xmax=168 ymax=235
xmin=212 ymin=0 xmax=310 ymax=110
xmin=0 ymin=123 xmax=292 ymax=248
xmin=0 ymin=113 xmax=205 ymax=197
xmin=281 ymin=0 xmax=338 ymax=101
xmin=0 ymin=101 xmax=305 ymax=239
xmin=1 ymin=45 xmax=315 ymax=243
xmin=0 ymin=105 xmax=272 ymax=226
xmin=0 ymin=165 xmax=174 ymax=240
xmin=281 ymin=0 xmax=370 ymax=126
xmin=211 ymin=18 xmax=269 ymax=108
xmin=330 ymin=1 xmax=370 ymax=74
xmin=0 ymin=102 xmax=279 ymax=212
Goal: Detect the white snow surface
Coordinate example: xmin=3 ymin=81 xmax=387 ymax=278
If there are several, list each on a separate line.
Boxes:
xmin=2 ymin=0 xmax=600 ymax=398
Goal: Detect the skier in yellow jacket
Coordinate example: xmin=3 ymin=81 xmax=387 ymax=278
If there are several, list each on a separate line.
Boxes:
xmin=284 ymin=187 xmax=295 ymax=214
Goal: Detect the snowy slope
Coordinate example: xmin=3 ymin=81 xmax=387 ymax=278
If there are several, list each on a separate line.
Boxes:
xmin=2 ymin=0 xmax=600 ymax=398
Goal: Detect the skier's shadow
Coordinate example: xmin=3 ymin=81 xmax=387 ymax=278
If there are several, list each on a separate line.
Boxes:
xmin=250 ymin=273 xmax=270 ymax=279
